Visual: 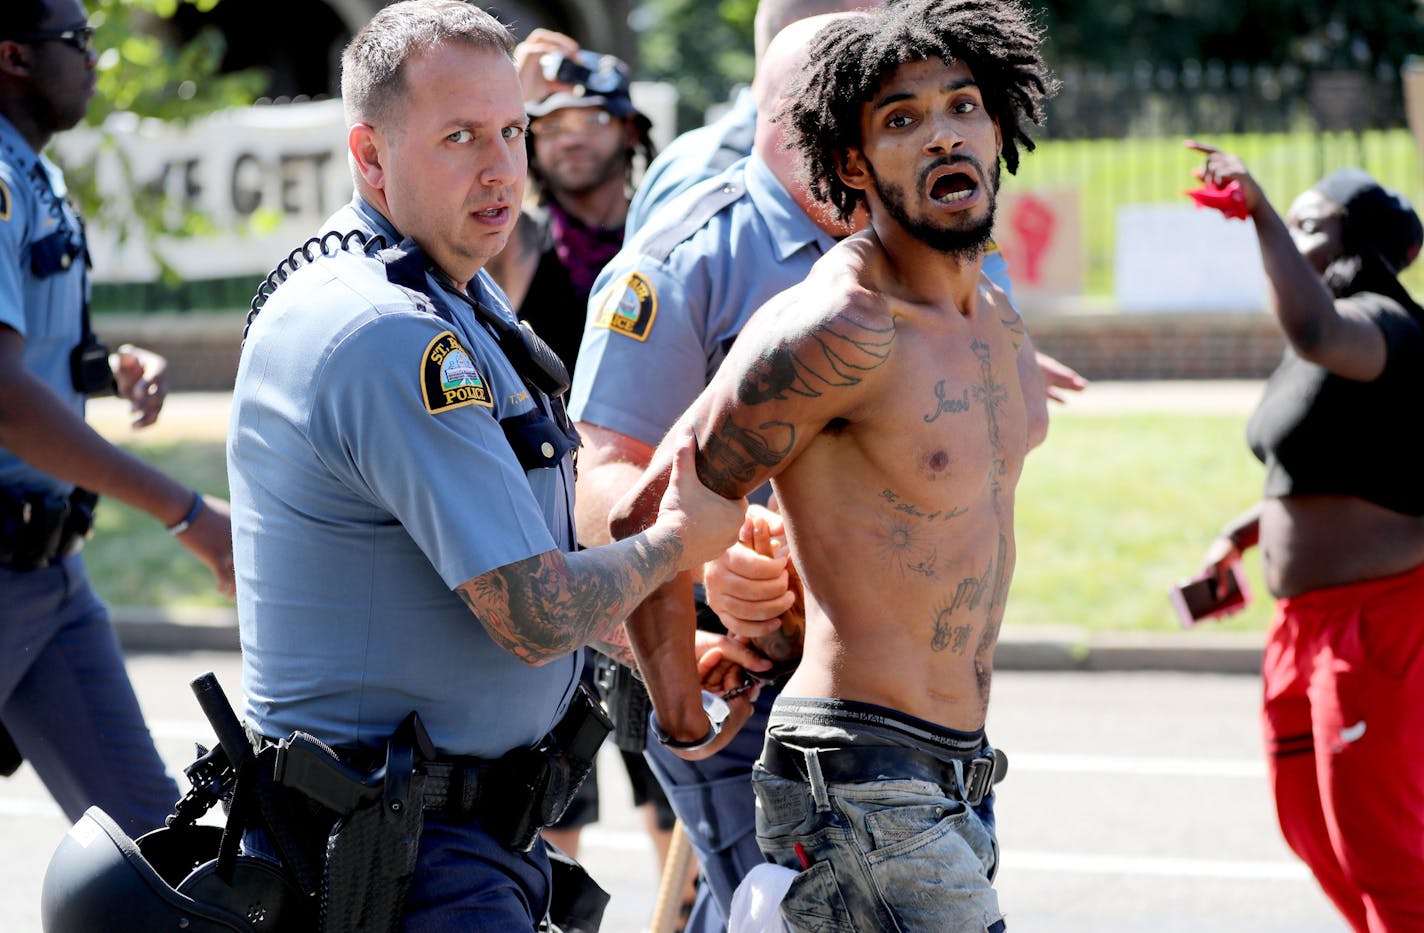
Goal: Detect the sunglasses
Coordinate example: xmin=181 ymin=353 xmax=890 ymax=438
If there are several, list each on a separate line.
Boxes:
xmin=6 ymin=23 xmax=95 ymax=56
xmin=530 ymin=110 xmax=616 ymax=139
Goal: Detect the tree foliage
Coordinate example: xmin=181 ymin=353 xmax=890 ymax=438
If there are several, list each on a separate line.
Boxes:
xmin=1033 ymin=0 xmax=1423 ymax=72
xmin=633 ymin=0 xmax=755 ymax=129
xmin=61 ymin=0 xmax=266 ymax=275
xmin=631 ymin=0 xmax=1424 ymax=130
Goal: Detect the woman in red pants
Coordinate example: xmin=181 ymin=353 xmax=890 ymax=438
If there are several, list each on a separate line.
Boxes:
xmin=1193 ymin=141 xmax=1424 ymax=932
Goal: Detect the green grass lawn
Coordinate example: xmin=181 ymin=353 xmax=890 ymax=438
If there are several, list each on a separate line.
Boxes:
xmin=91 ymin=415 xmax=1276 ymax=633
xmin=83 ymin=441 xmax=233 ymax=608
xmin=1008 ymin=410 xmax=1270 ymax=633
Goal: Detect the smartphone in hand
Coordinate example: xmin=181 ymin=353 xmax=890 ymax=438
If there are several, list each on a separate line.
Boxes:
xmin=1170 ymin=560 xmax=1251 ymax=627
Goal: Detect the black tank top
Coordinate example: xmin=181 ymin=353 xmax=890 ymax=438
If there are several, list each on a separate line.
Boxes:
xmin=1245 ymin=291 xmax=1424 ymax=516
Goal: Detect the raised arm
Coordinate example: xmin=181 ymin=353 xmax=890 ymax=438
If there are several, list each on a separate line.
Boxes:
xmin=1186 ymin=140 xmax=1387 ymax=381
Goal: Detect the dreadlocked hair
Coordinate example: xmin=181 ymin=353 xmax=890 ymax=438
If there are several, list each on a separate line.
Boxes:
xmin=779 ymin=0 xmax=1057 ymax=222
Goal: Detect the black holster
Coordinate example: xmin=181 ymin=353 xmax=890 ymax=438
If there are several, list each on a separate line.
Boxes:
xmin=0 ymin=487 xmax=98 ymax=570
xmin=593 ymin=654 xmax=651 ymax=753
xmin=483 ymin=683 xmax=613 ymax=852
xmin=317 ymin=713 xmax=431 ymax=933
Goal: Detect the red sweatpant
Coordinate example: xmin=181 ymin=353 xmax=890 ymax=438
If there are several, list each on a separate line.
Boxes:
xmin=1263 ymin=561 xmax=1424 ymax=932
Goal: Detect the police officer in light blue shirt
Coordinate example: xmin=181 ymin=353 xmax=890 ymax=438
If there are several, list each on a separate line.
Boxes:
xmin=233 ymin=196 xmax=584 ymax=758
xmin=227 ymin=4 xmax=745 ymax=928
xmin=1 ymin=0 xmax=234 ymax=838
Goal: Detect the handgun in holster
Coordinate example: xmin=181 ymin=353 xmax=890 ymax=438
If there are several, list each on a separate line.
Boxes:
xmin=482 ymin=682 xmax=613 ymax=852
xmin=593 ymin=653 xmax=652 ymax=753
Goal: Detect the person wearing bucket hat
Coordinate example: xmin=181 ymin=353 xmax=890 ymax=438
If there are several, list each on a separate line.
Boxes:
xmin=1190 ymin=141 xmax=1424 ymax=933
xmin=488 ymin=30 xmax=655 ymax=379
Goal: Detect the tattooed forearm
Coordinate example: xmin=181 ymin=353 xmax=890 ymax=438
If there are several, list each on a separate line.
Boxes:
xmin=591 ymin=638 xmax=639 ymax=670
xmin=738 ymin=316 xmax=897 ymax=405
xmin=459 ymin=534 xmax=680 ymax=666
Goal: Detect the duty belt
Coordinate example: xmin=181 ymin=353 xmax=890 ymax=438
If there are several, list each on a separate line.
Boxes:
xmin=0 ymin=486 xmax=98 ymax=570
xmin=254 ymin=730 xmax=496 ymax=821
xmin=760 ymin=735 xmax=1007 ymax=807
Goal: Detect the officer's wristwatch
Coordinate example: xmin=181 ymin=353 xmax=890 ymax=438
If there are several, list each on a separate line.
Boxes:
xmin=650 ymin=690 xmax=731 ymax=751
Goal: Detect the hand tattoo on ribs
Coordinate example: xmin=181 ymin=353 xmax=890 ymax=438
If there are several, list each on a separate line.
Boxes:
xmin=738 ymin=315 xmax=895 ymax=404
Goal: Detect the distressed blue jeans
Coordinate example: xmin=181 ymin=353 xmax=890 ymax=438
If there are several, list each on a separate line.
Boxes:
xmin=753 ymin=738 xmax=1005 ymax=932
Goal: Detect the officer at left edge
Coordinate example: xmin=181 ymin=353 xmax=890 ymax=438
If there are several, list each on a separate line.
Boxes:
xmin=0 ymin=0 xmax=235 ymax=837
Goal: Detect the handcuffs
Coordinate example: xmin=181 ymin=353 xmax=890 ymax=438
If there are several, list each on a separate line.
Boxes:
xmin=650 ymin=690 xmax=732 ymax=752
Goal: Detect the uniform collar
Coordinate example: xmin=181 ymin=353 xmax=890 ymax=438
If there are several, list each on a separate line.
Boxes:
xmin=0 ymin=114 xmax=36 ymax=163
xmin=345 ymin=192 xmax=517 ymax=321
xmin=0 ymin=113 xmax=64 ymax=195
xmin=743 ymin=152 xmax=837 ymax=263
xmin=348 ymin=193 xmax=401 ymax=245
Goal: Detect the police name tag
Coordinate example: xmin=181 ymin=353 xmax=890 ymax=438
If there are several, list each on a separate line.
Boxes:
xmin=593 ymin=272 xmax=657 ymax=341
xmin=421 ymin=331 xmax=493 ymax=413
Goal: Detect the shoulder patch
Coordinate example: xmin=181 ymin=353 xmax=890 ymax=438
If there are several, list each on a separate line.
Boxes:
xmin=421 ymin=331 xmax=494 ymax=413
xmin=593 ymin=272 xmax=658 ymax=341
xmin=0 ymin=179 xmax=10 ymax=222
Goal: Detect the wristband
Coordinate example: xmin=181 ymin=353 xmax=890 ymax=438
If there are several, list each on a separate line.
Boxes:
xmin=650 ymin=690 xmax=731 ymax=751
xmin=167 ymin=492 xmax=204 ymax=536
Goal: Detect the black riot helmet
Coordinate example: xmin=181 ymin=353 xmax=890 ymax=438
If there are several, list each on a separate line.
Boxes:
xmin=41 ymin=807 xmax=306 ymax=933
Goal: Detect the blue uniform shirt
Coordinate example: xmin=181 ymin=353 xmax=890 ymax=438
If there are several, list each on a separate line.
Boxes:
xmin=625 ymin=88 xmax=757 ymax=236
xmin=573 ymin=154 xmax=835 ymax=448
xmin=230 ymin=196 xmax=580 ymax=758
xmin=0 ymin=115 xmax=88 ymax=497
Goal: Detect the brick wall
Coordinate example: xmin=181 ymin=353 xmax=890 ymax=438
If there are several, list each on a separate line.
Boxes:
xmin=96 ymin=309 xmax=1289 ymax=392
xmin=1026 ymin=311 xmax=1286 ymax=380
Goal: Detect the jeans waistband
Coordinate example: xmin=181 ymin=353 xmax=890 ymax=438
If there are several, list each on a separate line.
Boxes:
xmin=759 ymin=734 xmax=1006 ymax=807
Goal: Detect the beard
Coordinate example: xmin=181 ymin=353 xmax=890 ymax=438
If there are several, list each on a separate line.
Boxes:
xmin=541 ymin=145 xmax=629 ymax=200
xmin=867 ymin=155 xmax=1000 ymax=260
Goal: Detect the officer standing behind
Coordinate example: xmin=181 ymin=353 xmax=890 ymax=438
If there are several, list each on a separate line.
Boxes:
xmin=0 ymin=0 xmax=234 ymax=837
xmin=227 ymin=2 xmax=745 ymax=928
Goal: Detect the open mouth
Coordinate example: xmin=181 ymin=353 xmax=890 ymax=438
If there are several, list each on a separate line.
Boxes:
xmin=930 ymin=171 xmax=977 ymax=205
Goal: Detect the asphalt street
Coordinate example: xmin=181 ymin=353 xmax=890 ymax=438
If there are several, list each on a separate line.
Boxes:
xmin=0 ymin=651 xmax=1343 ymax=932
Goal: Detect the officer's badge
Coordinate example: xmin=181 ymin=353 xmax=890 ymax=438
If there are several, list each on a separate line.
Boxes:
xmin=421 ymin=331 xmax=493 ymax=414
xmin=593 ymin=272 xmax=657 ymax=341
xmin=0 ymin=179 xmax=10 ymax=223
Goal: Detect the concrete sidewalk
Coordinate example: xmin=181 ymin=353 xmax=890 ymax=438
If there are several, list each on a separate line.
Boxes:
xmin=98 ymin=383 xmax=1270 ymax=675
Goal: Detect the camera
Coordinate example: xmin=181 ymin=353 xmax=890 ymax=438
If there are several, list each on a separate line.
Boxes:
xmin=540 ymin=50 xmax=627 ymax=95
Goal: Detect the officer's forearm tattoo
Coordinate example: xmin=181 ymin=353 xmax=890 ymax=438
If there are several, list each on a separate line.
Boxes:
xmin=459 ymin=535 xmax=678 ymax=665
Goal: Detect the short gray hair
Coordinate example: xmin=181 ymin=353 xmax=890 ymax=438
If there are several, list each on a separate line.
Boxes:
xmin=341 ymin=0 xmax=515 ymax=128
